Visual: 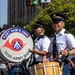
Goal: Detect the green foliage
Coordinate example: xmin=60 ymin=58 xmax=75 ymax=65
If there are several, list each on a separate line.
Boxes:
xmin=11 ymin=21 xmax=25 ymax=28
xmin=69 ymin=28 xmax=75 ymax=37
xmin=25 ymin=0 xmax=75 ymax=37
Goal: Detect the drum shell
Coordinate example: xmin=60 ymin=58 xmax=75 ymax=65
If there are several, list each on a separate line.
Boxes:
xmin=30 ymin=62 xmax=61 ymax=75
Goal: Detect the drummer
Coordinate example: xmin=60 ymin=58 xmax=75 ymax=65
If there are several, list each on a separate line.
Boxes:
xmin=30 ymin=21 xmax=50 ymax=64
xmin=49 ymin=13 xmax=75 ymax=75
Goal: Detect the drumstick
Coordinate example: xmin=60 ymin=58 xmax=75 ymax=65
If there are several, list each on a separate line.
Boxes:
xmin=52 ymin=54 xmax=60 ymax=62
xmin=52 ymin=46 xmax=69 ymax=62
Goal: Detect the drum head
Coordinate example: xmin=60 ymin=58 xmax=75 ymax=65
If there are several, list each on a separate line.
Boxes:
xmin=0 ymin=27 xmax=33 ymax=62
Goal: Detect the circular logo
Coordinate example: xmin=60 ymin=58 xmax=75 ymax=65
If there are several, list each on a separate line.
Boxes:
xmin=0 ymin=27 xmax=33 ymax=62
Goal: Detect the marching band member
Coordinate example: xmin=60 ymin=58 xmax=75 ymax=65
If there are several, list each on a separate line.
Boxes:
xmin=49 ymin=13 xmax=75 ymax=75
xmin=30 ymin=21 xmax=50 ymax=64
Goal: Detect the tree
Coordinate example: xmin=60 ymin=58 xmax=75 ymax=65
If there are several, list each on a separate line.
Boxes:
xmin=25 ymin=0 xmax=75 ymax=37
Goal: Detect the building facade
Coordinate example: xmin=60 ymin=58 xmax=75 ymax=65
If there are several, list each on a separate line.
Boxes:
xmin=7 ymin=0 xmax=49 ymax=25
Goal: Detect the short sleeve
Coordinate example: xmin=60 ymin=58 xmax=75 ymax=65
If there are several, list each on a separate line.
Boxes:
xmin=66 ymin=34 xmax=75 ymax=49
xmin=41 ymin=37 xmax=51 ymax=52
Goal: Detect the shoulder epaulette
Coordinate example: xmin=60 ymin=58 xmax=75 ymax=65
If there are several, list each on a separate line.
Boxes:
xmin=64 ymin=31 xmax=69 ymax=34
xmin=37 ymin=35 xmax=45 ymax=40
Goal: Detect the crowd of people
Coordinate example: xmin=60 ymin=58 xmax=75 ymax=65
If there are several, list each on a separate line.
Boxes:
xmin=0 ymin=13 xmax=75 ymax=75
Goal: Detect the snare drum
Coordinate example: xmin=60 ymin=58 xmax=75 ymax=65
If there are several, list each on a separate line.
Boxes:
xmin=30 ymin=62 xmax=61 ymax=75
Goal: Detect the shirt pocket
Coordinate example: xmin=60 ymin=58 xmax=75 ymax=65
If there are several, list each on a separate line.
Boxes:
xmin=57 ymin=41 xmax=66 ymax=51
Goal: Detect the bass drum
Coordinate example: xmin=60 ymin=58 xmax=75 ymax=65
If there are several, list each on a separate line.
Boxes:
xmin=0 ymin=27 xmax=33 ymax=63
xmin=30 ymin=62 xmax=61 ymax=75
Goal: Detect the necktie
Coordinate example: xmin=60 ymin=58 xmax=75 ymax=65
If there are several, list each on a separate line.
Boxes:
xmin=52 ymin=35 xmax=58 ymax=59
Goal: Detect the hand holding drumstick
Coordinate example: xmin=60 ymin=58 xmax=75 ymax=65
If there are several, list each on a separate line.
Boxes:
xmin=60 ymin=46 xmax=69 ymax=56
xmin=52 ymin=46 xmax=75 ymax=68
xmin=52 ymin=46 xmax=69 ymax=62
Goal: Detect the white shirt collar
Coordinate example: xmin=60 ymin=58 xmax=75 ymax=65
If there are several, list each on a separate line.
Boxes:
xmin=55 ymin=28 xmax=66 ymax=36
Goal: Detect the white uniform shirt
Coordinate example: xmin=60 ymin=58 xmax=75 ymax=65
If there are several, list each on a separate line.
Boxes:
xmin=0 ymin=58 xmax=7 ymax=69
xmin=34 ymin=35 xmax=50 ymax=62
xmin=49 ymin=28 xmax=75 ymax=60
xmin=0 ymin=63 xmax=7 ymax=69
